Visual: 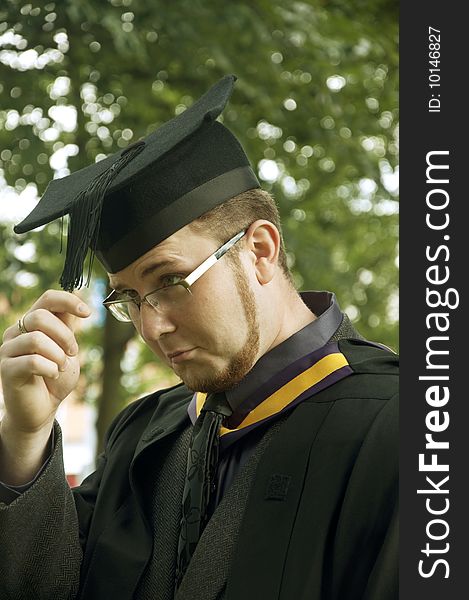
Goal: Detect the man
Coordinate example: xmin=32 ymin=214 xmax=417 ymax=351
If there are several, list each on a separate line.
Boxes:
xmin=0 ymin=75 xmax=398 ymax=599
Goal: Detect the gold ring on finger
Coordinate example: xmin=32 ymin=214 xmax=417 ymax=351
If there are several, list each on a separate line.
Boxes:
xmin=18 ymin=315 xmax=29 ymax=335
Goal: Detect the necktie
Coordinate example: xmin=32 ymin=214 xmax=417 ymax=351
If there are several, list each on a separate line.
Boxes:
xmin=175 ymin=392 xmax=232 ymax=588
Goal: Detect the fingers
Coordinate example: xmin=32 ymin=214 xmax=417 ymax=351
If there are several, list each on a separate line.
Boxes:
xmin=30 ymin=290 xmax=90 ymax=329
xmin=0 ymin=289 xmax=89 ymax=386
xmin=2 ymin=330 xmax=70 ymax=373
xmin=3 ymin=290 xmax=90 ymax=344
xmin=30 ymin=289 xmax=89 ymax=315
xmin=1 ymin=354 xmax=62 ymax=382
xmin=17 ymin=309 xmax=79 ymax=355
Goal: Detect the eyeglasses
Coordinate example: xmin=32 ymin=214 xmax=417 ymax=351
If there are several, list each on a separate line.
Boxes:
xmin=103 ymin=229 xmax=246 ymax=322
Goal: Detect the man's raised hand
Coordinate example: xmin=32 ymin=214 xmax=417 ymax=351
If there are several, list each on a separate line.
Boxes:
xmin=0 ymin=290 xmax=90 ymax=435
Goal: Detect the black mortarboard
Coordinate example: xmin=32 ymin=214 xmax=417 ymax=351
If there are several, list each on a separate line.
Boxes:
xmin=14 ymin=74 xmax=259 ymax=291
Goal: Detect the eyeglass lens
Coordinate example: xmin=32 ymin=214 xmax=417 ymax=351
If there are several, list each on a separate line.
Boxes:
xmin=110 ymin=283 xmax=191 ymax=322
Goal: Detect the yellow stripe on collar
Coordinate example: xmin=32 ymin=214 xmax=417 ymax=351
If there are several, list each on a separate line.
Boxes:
xmin=195 ymin=352 xmax=349 ymax=437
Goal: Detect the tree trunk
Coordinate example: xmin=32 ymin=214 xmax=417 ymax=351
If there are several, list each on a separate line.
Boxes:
xmin=95 ymin=312 xmax=135 ymax=455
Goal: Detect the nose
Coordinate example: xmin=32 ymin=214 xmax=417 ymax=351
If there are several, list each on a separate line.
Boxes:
xmin=138 ymin=302 xmax=176 ymax=341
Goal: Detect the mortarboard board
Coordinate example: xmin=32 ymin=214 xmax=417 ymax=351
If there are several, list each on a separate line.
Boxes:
xmin=14 ymin=74 xmax=260 ymax=291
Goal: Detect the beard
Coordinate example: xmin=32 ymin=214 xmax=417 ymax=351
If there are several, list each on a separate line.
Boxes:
xmin=181 ymin=257 xmax=261 ymax=393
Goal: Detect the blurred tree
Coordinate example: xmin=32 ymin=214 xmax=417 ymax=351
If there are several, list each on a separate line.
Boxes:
xmin=0 ymin=0 xmax=398 ymax=449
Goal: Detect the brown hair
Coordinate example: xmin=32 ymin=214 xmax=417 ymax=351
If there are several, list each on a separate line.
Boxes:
xmin=190 ymin=188 xmax=292 ymax=281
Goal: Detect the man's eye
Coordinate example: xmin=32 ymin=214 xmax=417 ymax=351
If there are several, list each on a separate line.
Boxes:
xmin=160 ymin=274 xmax=184 ymax=287
xmin=118 ymin=290 xmax=139 ymax=301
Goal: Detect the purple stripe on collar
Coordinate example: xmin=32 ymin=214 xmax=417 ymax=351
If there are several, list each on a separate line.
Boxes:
xmin=188 ymin=392 xmax=198 ymax=425
xmin=224 ymin=341 xmax=341 ymax=429
xmin=219 ymin=363 xmax=353 ymax=452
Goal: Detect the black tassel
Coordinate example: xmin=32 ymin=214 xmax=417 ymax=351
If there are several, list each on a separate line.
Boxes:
xmin=59 ymin=141 xmax=145 ymax=292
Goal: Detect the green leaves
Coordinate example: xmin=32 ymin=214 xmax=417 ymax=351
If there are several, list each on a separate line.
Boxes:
xmin=0 ymin=0 xmax=398 ymax=419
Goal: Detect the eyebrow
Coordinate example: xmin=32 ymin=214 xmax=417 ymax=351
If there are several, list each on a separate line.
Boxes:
xmin=110 ymin=259 xmax=178 ymax=291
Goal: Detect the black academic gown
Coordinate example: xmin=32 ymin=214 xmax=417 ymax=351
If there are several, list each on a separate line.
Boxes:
xmin=0 ymin=339 xmax=398 ymax=599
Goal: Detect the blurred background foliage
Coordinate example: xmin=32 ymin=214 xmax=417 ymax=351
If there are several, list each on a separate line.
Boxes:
xmin=0 ymin=0 xmax=398 ymax=448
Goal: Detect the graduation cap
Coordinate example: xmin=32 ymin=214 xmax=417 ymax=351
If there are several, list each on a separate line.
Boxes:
xmin=14 ymin=74 xmax=260 ymax=291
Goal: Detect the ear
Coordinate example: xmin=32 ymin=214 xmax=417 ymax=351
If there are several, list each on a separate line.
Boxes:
xmin=244 ymin=220 xmax=281 ymax=285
